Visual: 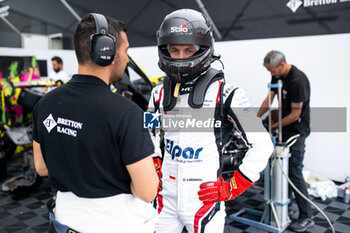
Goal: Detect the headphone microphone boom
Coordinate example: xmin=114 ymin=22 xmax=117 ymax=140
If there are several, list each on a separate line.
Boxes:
xmin=89 ymin=13 xmax=116 ymax=66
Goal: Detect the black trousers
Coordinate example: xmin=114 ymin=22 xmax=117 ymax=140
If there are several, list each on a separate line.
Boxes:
xmin=48 ymin=222 xmax=58 ymax=233
xmin=283 ymin=129 xmax=312 ymax=220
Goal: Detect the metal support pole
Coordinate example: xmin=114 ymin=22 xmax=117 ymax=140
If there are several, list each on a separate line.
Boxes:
xmin=277 ymin=80 xmax=283 ymax=144
xmin=195 ymin=0 xmax=222 ymax=40
xmin=268 ymin=83 xmax=272 ymax=135
xmin=0 ymin=6 xmax=21 ymax=36
xmin=0 ymin=16 xmax=21 ymax=35
xmin=59 ymin=0 xmax=81 ymax=22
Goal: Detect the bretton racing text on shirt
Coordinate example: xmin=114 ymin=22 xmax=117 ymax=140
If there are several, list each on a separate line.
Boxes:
xmin=43 ymin=113 xmax=83 ymax=137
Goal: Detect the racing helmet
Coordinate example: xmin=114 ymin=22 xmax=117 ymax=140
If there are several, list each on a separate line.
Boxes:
xmin=157 ymin=9 xmax=214 ymax=84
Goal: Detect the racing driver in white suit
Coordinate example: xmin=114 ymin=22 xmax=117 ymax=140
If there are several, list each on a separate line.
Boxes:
xmin=148 ymin=9 xmax=274 ymax=233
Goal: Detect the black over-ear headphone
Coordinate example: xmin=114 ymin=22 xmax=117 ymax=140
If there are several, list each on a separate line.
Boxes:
xmin=89 ymin=13 xmax=116 ymax=66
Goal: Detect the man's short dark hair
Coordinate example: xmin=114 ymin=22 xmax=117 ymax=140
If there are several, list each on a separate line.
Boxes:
xmin=51 ymin=56 xmax=63 ymax=65
xmin=74 ymin=14 xmax=127 ymax=65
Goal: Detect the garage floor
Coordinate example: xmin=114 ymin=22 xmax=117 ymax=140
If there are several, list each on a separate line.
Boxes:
xmin=1 ymin=155 xmax=349 ymax=233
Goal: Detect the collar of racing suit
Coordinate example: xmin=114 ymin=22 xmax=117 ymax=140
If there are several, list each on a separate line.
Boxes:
xmin=162 ymin=68 xmax=225 ymax=111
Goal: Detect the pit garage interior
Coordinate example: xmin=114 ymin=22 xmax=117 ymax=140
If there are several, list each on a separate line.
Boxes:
xmin=0 ymin=0 xmax=350 ymax=232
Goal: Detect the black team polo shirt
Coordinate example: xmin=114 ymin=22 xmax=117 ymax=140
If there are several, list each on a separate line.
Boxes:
xmin=33 ymin=74 xmax=154 ymax=198
xmin=271 ymin=65 xmax=310 ymax=134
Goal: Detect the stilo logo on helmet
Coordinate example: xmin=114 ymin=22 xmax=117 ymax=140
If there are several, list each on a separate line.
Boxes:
xmin=170 ymin=24 xmax=188 ymax=33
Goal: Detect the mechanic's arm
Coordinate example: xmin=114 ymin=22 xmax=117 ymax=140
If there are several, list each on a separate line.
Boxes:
xmin=40 ymin=87 xmax=48 ymax=94
xmin=33 ymin=140 xmax=48 ymax=176
xmin=257 ymin=90 xmax=276 ymax=118
xmin=126 ymin=155 xmax=159 ymax=203
xmin=271 ymin=102 xmax=303 ymax=131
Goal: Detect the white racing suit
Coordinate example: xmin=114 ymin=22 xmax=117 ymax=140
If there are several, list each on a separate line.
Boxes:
xmin=148 ymin=76 xmax=273 ymax=233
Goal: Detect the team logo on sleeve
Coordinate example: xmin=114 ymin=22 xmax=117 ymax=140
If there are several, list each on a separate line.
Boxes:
xmin=43 ymin=114 xmax=57 ymax=133
xmin=143 ymin=111 xmax=161 ymax=129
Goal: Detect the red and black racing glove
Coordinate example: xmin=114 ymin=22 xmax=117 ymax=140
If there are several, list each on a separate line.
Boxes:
xmin=153 ymin=156 xmax=162 ymax=193
xmin=198 ymin=170 xmax=253 ymax=205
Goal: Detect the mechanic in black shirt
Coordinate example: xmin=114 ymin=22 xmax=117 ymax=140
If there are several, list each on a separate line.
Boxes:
xmin=32 ymin=13 xmax=158 ymax=233
xmin=257 ymin=50 xmax=313 ymax=232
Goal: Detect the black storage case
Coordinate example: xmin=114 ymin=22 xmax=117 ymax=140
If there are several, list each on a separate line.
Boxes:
xmin=18 ymin=88 xmax=43 ymax=111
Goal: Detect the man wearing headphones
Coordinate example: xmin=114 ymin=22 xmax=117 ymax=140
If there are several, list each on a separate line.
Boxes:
xmin=32 ymin=14 xmax=158 ymax=233
xmin=149 ymin=9 xmax=273 ymax=233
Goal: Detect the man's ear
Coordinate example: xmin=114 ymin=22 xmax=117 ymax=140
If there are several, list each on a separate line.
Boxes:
xmin=111 ymin=48 xmax=118 ymax=65
xmin=280 ymin=61 xmax=286 ymax=68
